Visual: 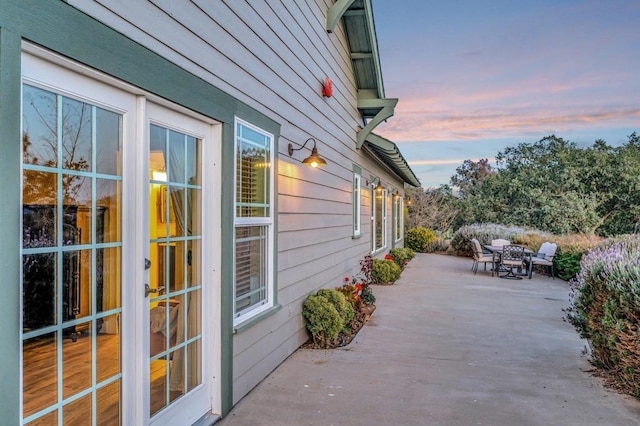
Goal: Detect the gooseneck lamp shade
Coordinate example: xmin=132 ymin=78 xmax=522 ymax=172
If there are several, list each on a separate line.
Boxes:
xmin=374 ymin=179 xmax=384 ymax=191
xmin=301 ymin=146 xmax=327 ymax=168
xmin=287 ymin=138 xmax=328 ymax=168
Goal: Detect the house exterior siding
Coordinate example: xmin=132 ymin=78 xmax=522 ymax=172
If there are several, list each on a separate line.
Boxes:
xmin=0 ymin=0 xmax=412 ymax=423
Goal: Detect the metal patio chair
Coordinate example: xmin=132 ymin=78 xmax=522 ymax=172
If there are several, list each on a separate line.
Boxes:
xmin=499 ymin=244 xmax=525 ymax=279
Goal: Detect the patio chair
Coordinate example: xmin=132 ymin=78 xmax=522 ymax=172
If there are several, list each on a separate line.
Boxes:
xmin=470 ymin=238 xmax=497 ymax=275
xmin=499 ymin=244 xmax=525 ymax=279
xmin=526 ymin=242 xmax=557 ymax=279
xmin=491 ymin=238 xmax=510 ymax=247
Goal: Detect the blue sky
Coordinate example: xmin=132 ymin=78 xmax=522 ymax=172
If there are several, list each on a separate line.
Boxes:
xmin=371 ymin=0 xmax=640 ymax=187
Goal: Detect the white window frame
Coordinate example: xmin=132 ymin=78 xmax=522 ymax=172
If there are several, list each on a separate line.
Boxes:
xmin=353 ymin=172 xmax=361 ymax=237
xmin=371 ymin=185 xmax=388 ymax=254
xmin=233 ymin=118 xmax=275 ymax=326
xmin=394 ymin=195 xmax=404 ymax=243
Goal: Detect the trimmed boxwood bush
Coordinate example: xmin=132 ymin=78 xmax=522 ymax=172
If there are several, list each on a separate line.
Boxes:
xmin=405 ymin=227 xmax=437 ymax=253
xmin=316 ymin=288 xmax=355 ymax=325
xmin=388 ymin=247 xmax=415 ymax=268
xmin=566 ymin=235 xmax=640 ymax=397
xmin=372 ymin=259 xmax=402 ymax=284
xmin=302 ymin=293 xmax=344 ymax=344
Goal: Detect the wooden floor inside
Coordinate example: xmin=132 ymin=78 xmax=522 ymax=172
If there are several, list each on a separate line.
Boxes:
xmin=23 ymin=332 xmax=120 ymax=425
xmin=23 ymin=332 xmax=183 ymax=425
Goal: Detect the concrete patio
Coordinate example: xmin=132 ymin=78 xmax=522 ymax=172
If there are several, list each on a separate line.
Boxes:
xmin=217 ymin=253 xmax=640 ymax=425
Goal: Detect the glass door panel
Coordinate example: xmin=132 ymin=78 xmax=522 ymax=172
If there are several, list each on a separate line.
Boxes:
xmin=148 ymin=123 xmax=203 ymax=418
xmin=22 ymin=84 xmax=122 ymax=425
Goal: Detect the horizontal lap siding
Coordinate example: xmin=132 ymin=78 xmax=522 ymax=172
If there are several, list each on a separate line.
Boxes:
xmin=67 ymin=0 xmax=405 ymax=404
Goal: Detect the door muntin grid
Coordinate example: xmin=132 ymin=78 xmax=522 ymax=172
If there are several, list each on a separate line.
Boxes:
xmin=148 ymin=124 xmax=203 ymax=417
xmin=21 ymin=84 xmax=123 ymax=425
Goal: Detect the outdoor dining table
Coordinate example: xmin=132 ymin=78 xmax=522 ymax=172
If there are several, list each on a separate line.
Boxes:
xmin=483 ymin=245 xmax=534 ymax=277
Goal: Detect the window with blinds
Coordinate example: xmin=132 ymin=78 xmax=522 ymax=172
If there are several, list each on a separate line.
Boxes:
xmin=235 ymin=125 xmax=270 ymax=218
xmin=394 ymin=195 xmax=404 ymax=242
xmin=234 ymin=226 xmax=267 ymax=315
xmin=234 ymin=120 xmax=273 ymax=323
xmin=353 ymin=172 xmax=361 ymax=237
xmin=372 ymin=187 xmax=387 ymax=253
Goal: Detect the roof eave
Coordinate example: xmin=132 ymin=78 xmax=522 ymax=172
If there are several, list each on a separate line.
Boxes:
xmin=364 ymin=133 xmax=421 ymax=187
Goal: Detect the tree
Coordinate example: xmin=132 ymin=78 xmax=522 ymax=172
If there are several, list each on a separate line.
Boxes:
xmin=451 ymin=134 xmax=640 ymax=236
xmin=405 ymin=186 xmax=459 ymax=233
xmin=595 ymin=132 xmax=640 ymax=235
xmin=449 ymin=158 xmax=494 ymax=198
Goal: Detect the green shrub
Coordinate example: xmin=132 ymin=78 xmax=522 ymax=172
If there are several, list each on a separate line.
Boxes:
xmin=553 ymin=234 xmax=605 ymax=280
xmin=566 ymin=235 xmax=640 ymax=397
xmin=302 ymin=294 xmax=344 ymax=344
xmin=554 ymin=250 xmax=583 ymax=281
xmin=316 ymin=288 xmax=355 ymax=325
xmin=372 ymin=259 xmax=402 ymax=284
xmin=405 ymin=227 xmax=437 ymax=252
xmin=388 ymin=247 xmax=415 ymax=268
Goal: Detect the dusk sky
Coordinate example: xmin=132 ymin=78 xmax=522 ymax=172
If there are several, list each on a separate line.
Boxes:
xmin=372 ymin=0 xmax=640 ymax=188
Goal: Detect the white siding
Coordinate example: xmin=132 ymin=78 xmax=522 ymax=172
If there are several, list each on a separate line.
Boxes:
xmin=68 ymin=0 xmax=406 ymax=404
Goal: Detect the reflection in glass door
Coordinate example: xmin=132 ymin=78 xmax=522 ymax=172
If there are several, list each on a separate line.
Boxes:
xmin=148 ymin=123 xmax=203 ymax=417
xmin=21 ymin=84 xmax=122 ymax=425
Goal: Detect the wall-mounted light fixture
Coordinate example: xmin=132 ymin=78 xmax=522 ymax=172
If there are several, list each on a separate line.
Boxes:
xmin=288 ymin=138 xmax=327 ymax=168
xmin=372 ymin=177 xmax=384 ymax=191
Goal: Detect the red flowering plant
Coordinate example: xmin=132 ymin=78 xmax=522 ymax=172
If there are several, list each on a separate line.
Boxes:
xmin=336 ymin=255 xmax=376 ymax=309
xmin=355 ymin=255 xmax=376 ymax=305
xmin=336 ymin=277 xmax=363 ymax=310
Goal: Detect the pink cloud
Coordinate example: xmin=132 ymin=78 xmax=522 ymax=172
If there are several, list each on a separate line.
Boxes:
xmin=378 ymin=106 xmax=640 ymax=142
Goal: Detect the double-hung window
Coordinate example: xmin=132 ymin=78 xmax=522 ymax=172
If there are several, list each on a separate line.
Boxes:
xmin=353 ymin=169 xmax=361 ymax=237
xmin=393 ymin=194 xmax=404 ymax=243
xmin=233 ymin=119 xmax=274 ymax=324
xmin=371 ymin=185 xmax=387 ymax=253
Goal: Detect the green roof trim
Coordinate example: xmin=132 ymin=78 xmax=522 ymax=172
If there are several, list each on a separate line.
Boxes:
xmin=336 ymin=0 xmax=385 ymax=100
xmin=356 ymin=96 xmax=398 ymax=148
xmin=364 ymin=133 xmax=421 ymax=187
xmin=326 ymin=0 xmax=357 ymax=33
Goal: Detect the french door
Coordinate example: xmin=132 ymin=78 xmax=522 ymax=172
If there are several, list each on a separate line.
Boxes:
xmin=144 ymin=103 xmax=216 ymax=425
xmin=20 ymin=48 xmax=220 ymax=426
